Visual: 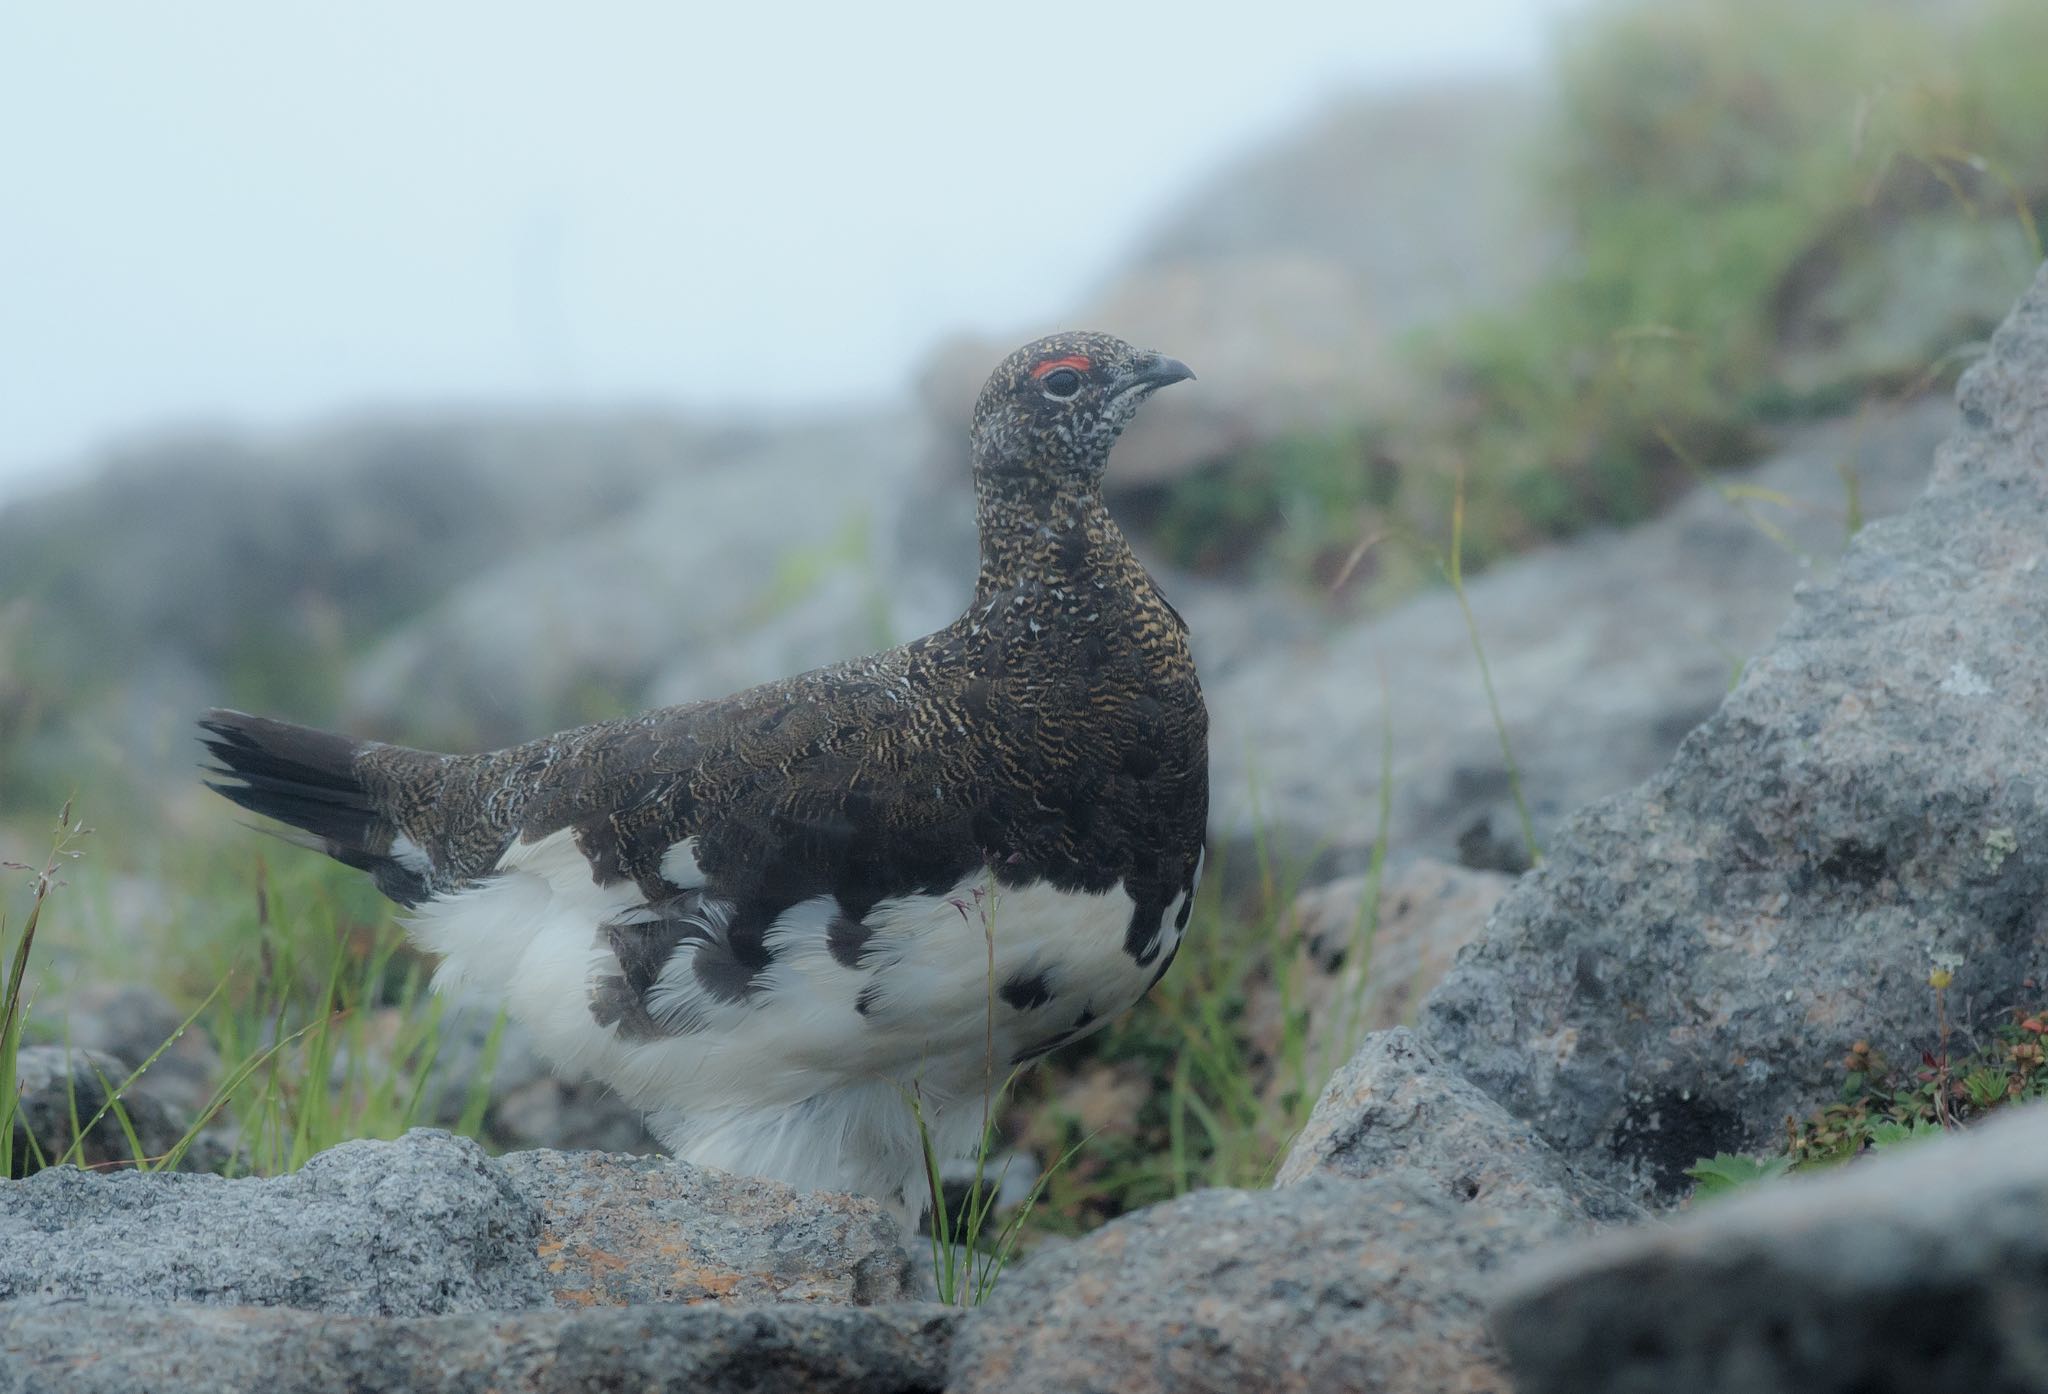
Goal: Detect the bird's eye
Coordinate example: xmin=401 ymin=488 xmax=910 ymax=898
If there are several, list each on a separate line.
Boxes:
xmin=1040 ymin=367 xmax=1082 ymax=399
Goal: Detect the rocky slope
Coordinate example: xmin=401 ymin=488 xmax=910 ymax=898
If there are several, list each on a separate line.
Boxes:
xmin=1420 ymin=261 xmax=2048 ymax=1203
xmin=5 ymin=260 xmax=2039 ymax=1393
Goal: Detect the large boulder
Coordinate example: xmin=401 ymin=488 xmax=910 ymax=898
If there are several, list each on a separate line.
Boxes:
xmin=0 ymin=415 xmax=683 ymax=696
xmin=0 ymin=1130 xmax=909 ymax=1317
xmin=1277 ymin=1027 xmax=1639 ymax=1230
xmin=1207 ymin=395 xmax=1955 ymax=876
xmin=494 ymin=1150 xmax=910 ymax=1308
xmin=1495 ymin=1102 xmax=2048 ymax=1394
xmin=1418 ymin=259 xmax=2048 ymax=1202
xmin=0 ymin=1298 xmax=958 ymax=1394
xmin=0 ymin=414 xmax=692 ymax=791
xmin=1123 ymin=78 xmax=1562 ymax=336
xmin=346 ymin=413 xmax=926 ymax=747
xmin=0 ymin=1131 xmax=546 ymax=1315
xmin=1260 ymin=857 xmax=1513 ymax=1060
xmin=950 ymin=1174 xmax=1550 ymax=1394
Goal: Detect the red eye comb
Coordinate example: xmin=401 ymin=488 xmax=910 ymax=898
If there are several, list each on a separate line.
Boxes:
xmin=1030 ymin=355 xmax=1092 ymax=380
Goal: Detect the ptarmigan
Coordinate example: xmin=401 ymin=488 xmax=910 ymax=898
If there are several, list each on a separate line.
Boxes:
xmin=201 ymin=332 xmax=1207 ymax=1220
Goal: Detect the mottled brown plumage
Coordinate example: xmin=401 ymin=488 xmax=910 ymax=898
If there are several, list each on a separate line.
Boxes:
xmin=201 ymin=331 xmax=1206 ymax=1214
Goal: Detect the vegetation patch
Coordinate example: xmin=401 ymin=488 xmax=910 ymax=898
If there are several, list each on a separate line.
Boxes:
xmin=1143 ymin=0 xmax=2048 ymax=589
xmin=1689 ymin=974 xmax=2048 ymax=1201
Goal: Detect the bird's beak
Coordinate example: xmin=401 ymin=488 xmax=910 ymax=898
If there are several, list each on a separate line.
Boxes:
xmin=1114 ymin=353 xmax=1197 ymax=396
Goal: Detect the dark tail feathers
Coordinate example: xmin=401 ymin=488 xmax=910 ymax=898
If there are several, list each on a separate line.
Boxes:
xmin=199 ymin=709 xmax=431 ymax=905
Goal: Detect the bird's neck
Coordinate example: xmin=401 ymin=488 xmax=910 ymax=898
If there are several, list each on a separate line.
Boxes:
xmin=970 ymin=472 xmax=1132 ymax=608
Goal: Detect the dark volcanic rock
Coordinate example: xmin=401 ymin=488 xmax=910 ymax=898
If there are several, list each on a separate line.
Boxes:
xmin=1495 ymin=1102 xmax=2048 ymax=1394
xmin=0 ymin=1298 xmax=958 ymax=1394
xmin=1277 ymin=1028 xmax=1640 ymax=1229
xmin=950 ymin=1174 xmax=1546 ymax=1394
xmin=1419 ymin=260 xmax=2048 ymax=1203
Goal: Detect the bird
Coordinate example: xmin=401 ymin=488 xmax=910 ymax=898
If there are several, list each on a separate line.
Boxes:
xmin=199 ymin=331 xmax=1208 ymax=1222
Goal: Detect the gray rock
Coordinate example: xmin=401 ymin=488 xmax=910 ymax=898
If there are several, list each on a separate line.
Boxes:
xmin=950 ymin=1174 xmax=1544 ymax=1394
xmin=0 ymin=1297 xmax=958 ymax=1394
xmin=50 ymin=983 xmax=221 ymax=1119
xmin=349 ymin=413 xmax=924 ymax=745
xmin=1419 ymin=261 xmax=2048 ymax=1202
xmin=1495 ymin=1102 xmax=2048 ymax=1394
xmin=1209 ymin=394 xmax=1955 ymax=877
xmin=408 ymin=996 xmax=659 ymax=1154
xmin=488 ymin=1074 xmax=658 ymax=1156
xmin=6 ymin=1046 xmax=194 ymax=1177
xmin=0 ymin=1130 xmax=548 ymax=1315
xmin=1125 ymin=79 xmax=1562 ymax=336
xmin=1776 ymin=210 xmax=2043 ymax=402
xmin=0 ymin=1126 xmax=916 ymax=1317
xmin=494 ymin=1149 xmax=911 ymax=1308
xmin=0 ymin=413 xmax=692 ymax=790
xmin=1277 ymin=1028 xmax=1639 ymax=1229
xmin=1255 ymin=857 xmax=1512 ymax=1065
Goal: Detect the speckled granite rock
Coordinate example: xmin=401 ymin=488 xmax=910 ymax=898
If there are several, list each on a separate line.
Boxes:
xmin=1277 ymin=1028 xmax=1639 ymax=1229
xmin=0 ymin=1130 xmax=909 ymax=1318
xmin=0 ymin=1298 xmax=958 ymax=1394
xmin=1420 ymin=260 xmax=2048 ymax=1204
xmin=951 ymin=1174 xmax=1547 ymax=1394
xmin=1247 ymin=858 xmax=1511 ymax=1067
xmin=1495 ymin=1103 xmax=2048 ymax=1394
xmin=0 ymin=1131 xmax=545 ymax=1316
xmin=495 ymin=1149 xmax=910 ymax=1308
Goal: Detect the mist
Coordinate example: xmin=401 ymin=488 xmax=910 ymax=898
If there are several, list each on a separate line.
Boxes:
xmin=0 ymin=0 xmax=1575 ymax=496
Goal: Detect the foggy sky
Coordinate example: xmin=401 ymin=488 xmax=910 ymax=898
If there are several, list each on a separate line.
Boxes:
xmin=0 ymin=1 xmax=1573 ymax=495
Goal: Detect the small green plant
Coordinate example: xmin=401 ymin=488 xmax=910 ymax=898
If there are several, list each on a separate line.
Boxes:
xmin=1684 ymin=1152 xmax=1793 ymax=1199
xmin=195 ymin=856 xmax=502 ymax=1175
xmin=909 ymin=876 xmax=1070 ymax=1305
xmin=1441 ymin=473 xmax=1539 ymax=868
xmin=911 ymin=1078 xmax=1070 ymax=1307
xmin=1687 ymin=973 xmax=2048 ymax=1199
xmin=5 ymin=820 xmax=503 ymax=1179
xmin=2 ymin=802 xmax=94 ymax=1177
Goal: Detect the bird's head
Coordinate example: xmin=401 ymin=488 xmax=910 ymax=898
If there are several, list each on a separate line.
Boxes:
xmin=969 ymin=331 xmax=1194 ymax=490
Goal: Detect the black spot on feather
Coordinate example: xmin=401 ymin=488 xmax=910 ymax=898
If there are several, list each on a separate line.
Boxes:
xmin=1000 ymin=970 xmax=1053 ymax=1011
xmin=693 ymin=904 xmax=776 ymax=1004
xmin=827 ymin=911 xmax=874 ymax=969
xmin=590 ymin=973 xmax=667 ymax=1041
xmin=1123 ymin=897 xmax=1168 ymax=967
